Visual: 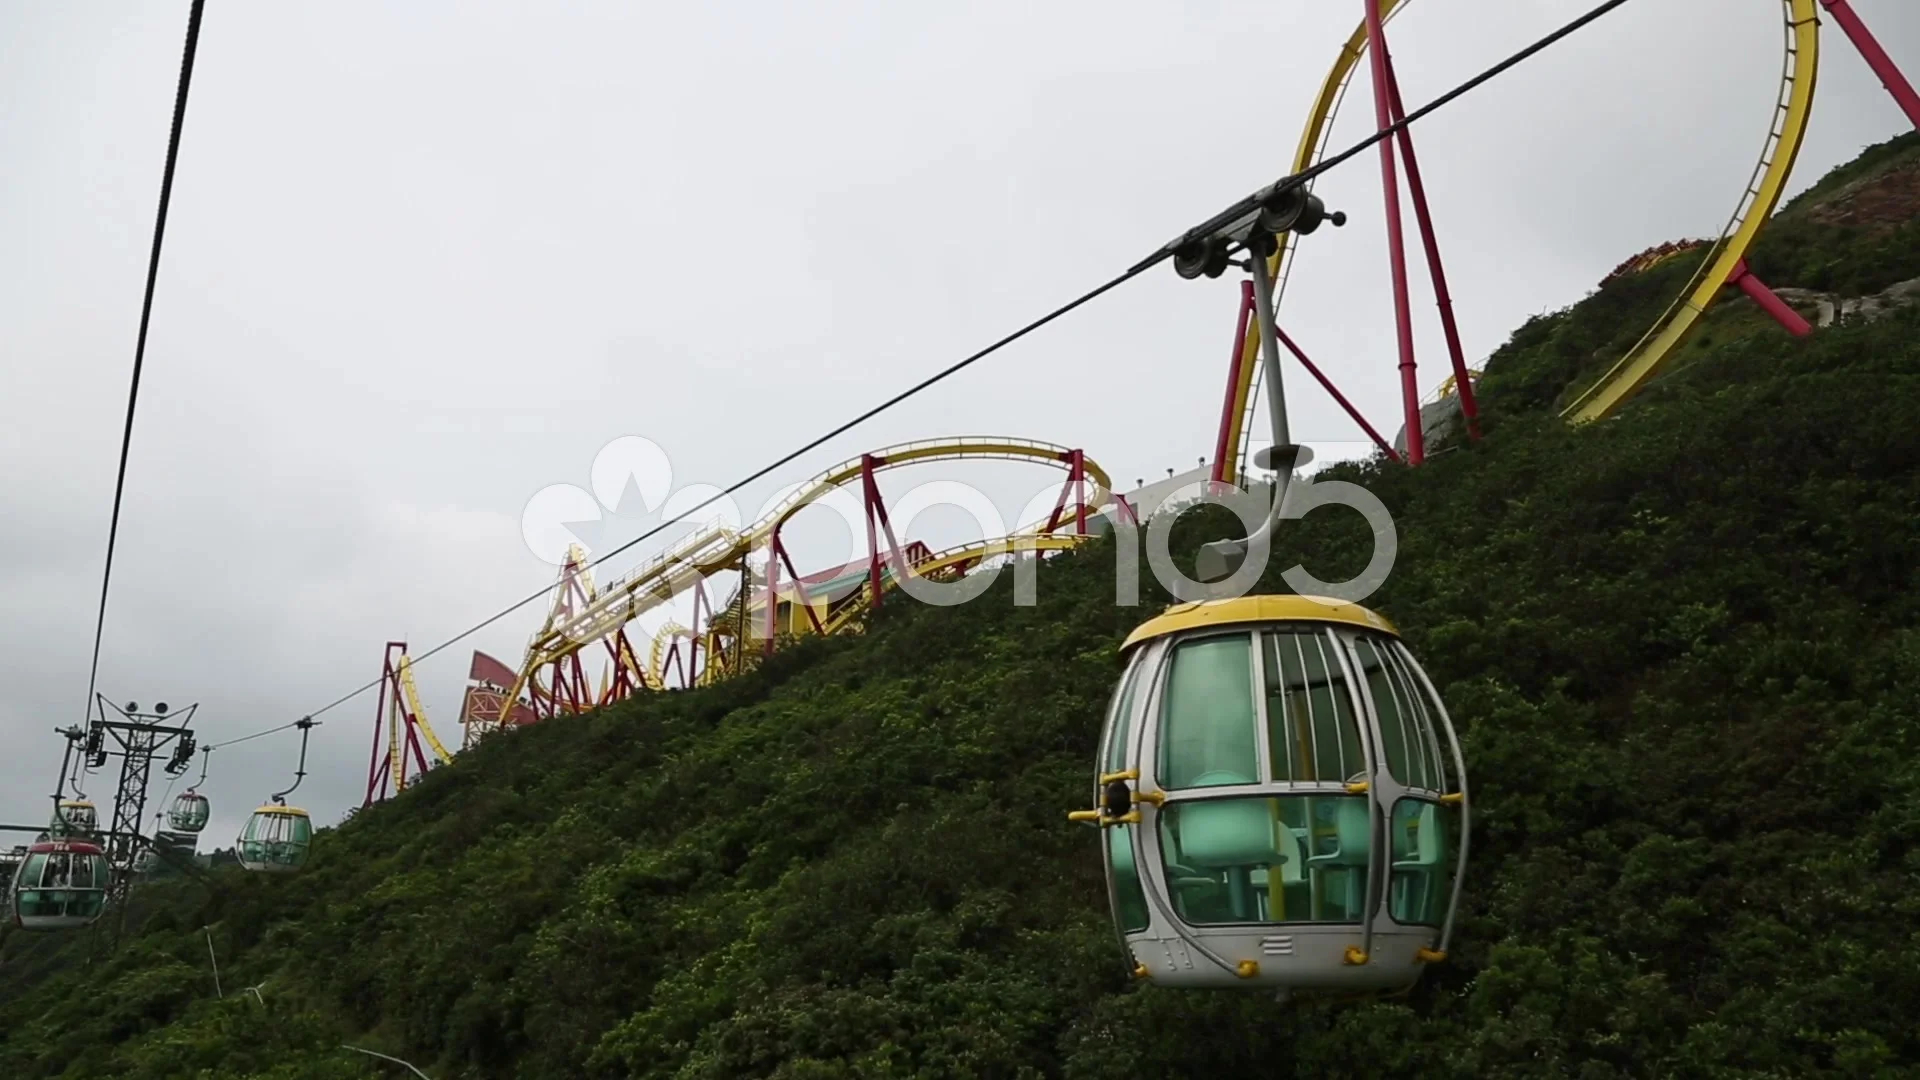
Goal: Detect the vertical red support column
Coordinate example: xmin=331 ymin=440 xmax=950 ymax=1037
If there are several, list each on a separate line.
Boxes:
xmin=860 ymin=458 xmax=910 ymax=604
xmin=1820 ymin=0 xmax=1920 ymax=130
xmin=1381 ymin=61 xmax=1481 ymax=441
xmin=1045 ymin=452 xmax=1090 ymax=534
xmin=1729 ymin=260 xmax=1813 ymax=336
xmin=1070 ymin=449 xmax=1088 ymax=535
xmin=1363 ymin=0 xmax=1424 ymax=465
xmin=1211 ymin=282 xmax=1256 ymax=486
xmin=611 ymin=628 xmax=643 ymax=700
xmin=364 ymin=642 xmax=406 ymax=807
xmin=365 ymin=646 xmax=393 ymax=807
xmin=861 ymin=455 xmax=885 ymax=610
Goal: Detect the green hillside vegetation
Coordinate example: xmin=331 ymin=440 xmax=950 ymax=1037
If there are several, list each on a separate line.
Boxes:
xmin=3 ymin=136 xmax=1918 ymax=1079
xmin=1479 ymin=130 xmax=1920 ymax=418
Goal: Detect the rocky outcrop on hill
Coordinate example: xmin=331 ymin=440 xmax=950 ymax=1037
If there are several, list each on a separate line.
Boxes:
xmin=1773 ymin=275 xmax=1920 ymax=327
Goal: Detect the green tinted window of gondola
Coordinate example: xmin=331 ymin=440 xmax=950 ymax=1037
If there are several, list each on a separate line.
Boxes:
xmin=15 ymin=854 xmax=46 ymax=900
xmin=1157 ymin=794 xmax=1373 ymax=925
xmin=240 ymin=810 xmax=313 ymax=871
xmin=1388 ymin=798 xmax=1456 ymax=926
xmin=1264 ymin=630 xmax=1365 ymax=784
xmin=1102 ymin=651 xmax=1147 ymax=776
xmin=168 ymin=793 xmax=210 ymax=833
xmin=1157 ymin=634 xmax=1258 ymax=789
xmin=1351 ymin=637 xmax=1444 ymax=791
xmin=13 ymin=851 xmax=107 ymax=922
xmin=1106 ymin=825 xmax=1151 ymax=933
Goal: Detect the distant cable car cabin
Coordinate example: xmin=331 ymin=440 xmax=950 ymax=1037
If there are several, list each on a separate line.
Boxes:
xmin=8 ymin=839 xmax=110 ymax=931
xmin=167 ymin=791 xmax=211 ymax=834
xmin=49 ymin=799 xmax=97 ymax=838
xmin=1074 ymin=595 xmax=1469 ymax=999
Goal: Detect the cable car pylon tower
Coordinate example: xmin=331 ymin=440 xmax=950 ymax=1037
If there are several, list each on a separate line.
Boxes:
xmin=88 ymin=698 xmax=197 ymax=907
xmin=364 ymin=643 xmax=453 ymax=806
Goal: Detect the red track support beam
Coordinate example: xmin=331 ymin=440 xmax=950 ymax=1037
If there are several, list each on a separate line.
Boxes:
xmin=599 ymin=629 xmax=642 ymax=705
xmin=861 ymin=455 xmax=883 ymax=612
xmin=1381 ymin=60 xmax=1481 ymax=441
xmin=1044 ymin=450 xmax=1092 ymax=535
xmin=366 ymin=640 xmax=437 ymax=806
xmin=1729 ymin=260 xmax=1813 ymax=336
xmin=1363 ymin=0 xmax=1424 ymax=465
xmin=1820 ymin=0 xmax=1920 ymax=130
xmin=858 ymin=455 xmax=909 ymax=614
xmin=870 ymin=475 xmax=909 ymax=592
xmin=1211 ymin=281 xmax=1256 ymax=486
xmin=1071 ymin=449 xmax=1088 ymax=535
xmin=775 ymin=536 xmax=826 ymax=634
xmin=364 ymin=646 xmax=395 ymax=807
xmin=365 ymin=642 xmax=407 ymax=807
xmin=664 ymin=640 xmax=685 ymax=688
xmin=1274 ymin=325 xmax=1404 ymax=462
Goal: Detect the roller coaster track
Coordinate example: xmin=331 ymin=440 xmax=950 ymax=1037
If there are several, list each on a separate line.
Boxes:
xmin=394 ymin=655 xmax=453 ymax=772
xmin=815 ymin=529 xmax=1091 ymax=637
xmin=755 ymin=437 xmax=1112 ymax=532
xmin=648 ymin=621 xmax=692 ymax=687
xmin=494 ymin=437 xmax=1112 ymax=727
xmin=1224 ymin=0 xmax=1823 ymax=480
xmin=1563 ymin=0 xmax=1819 ymax=421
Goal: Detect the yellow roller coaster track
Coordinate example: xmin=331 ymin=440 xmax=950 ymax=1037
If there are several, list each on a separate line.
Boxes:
xmin=648 ymin=620 xmax=693 ymax=687
xmin=1223 ymin=0 xmax=1821 ymax=480
xmin=815 ymin=530 xmax=1090 ymax=638
xmin=498 ymin=437 xmax=1114 ymax=723
xmin=1564 ymin=0 xmax=1818 ymax=421
xmin=393 ymin=653 xmax=453 ymax=793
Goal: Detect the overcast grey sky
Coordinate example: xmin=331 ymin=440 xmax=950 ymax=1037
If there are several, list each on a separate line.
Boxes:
xmin=3 ymin=1 xmax=1915 ymax=847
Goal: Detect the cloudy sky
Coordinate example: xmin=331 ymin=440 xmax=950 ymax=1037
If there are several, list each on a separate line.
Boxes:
xmin=3 ymin=1 xmax=1915 ymax=847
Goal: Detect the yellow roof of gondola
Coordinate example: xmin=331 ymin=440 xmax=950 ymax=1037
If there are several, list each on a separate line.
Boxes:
xmin=1122 ymin=594 xmax=1399 ymax=651
xmin=250 ymin=805 xmax=310 ymax=818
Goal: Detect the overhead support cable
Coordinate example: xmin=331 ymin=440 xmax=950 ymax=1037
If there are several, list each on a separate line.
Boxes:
xmin=79 ymin=0 xmax=209 ymax=721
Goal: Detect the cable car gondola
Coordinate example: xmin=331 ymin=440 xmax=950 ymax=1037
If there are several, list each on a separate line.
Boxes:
xmin=8 ymin=839 xmax=110 ymax=931
xmin=168 ymin=791 xmax=210 ymax=834
xmin=237 ymin=717 xmax=316 ymax=873
xmin=1074 ymin=595 xmax=1469 ymax=999
xmin=168 ymin=746 xmax=213 ymax=834
xmin=237 ymin=806 xmax=312 ymax=873
xmin=49 ymin=799 xmax=98 ymax=838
